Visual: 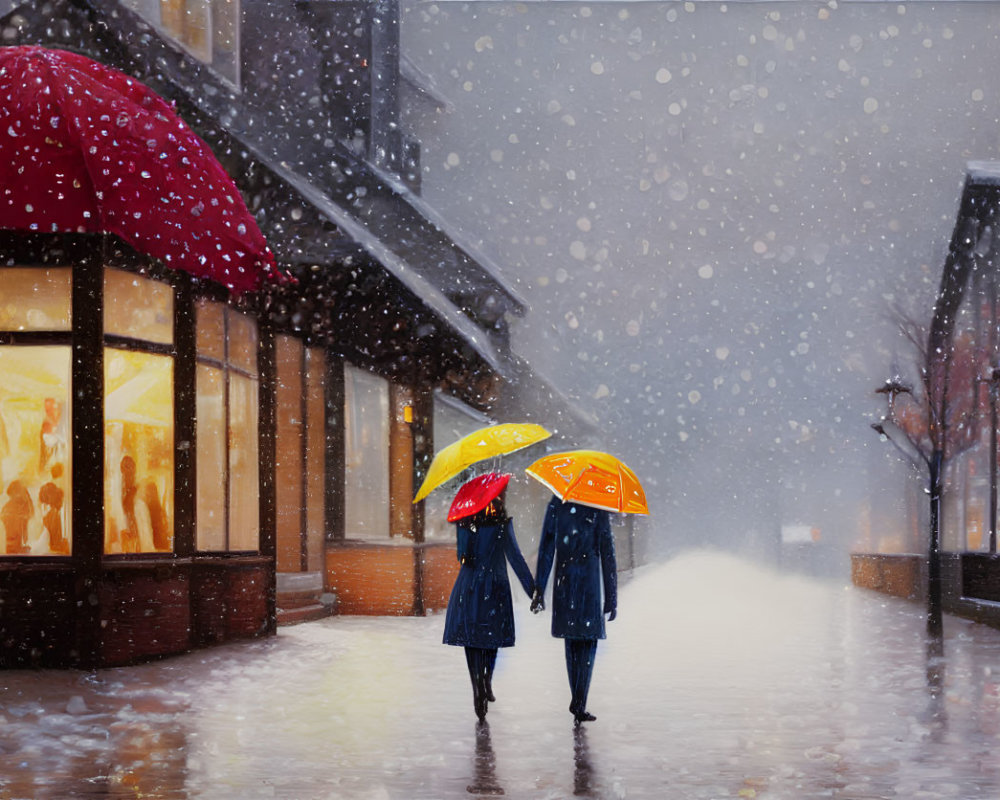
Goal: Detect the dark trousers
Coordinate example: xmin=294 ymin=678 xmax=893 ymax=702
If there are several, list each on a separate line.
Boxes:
xmin=565 ymin=639 xmax=598 ymax=713
xmin=465 ymin=647 xmax=498 ymax=715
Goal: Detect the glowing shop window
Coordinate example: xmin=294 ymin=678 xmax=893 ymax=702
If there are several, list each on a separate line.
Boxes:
xmin=195 ymin=299 xmax=225 ymax=360
xmin=195 ymin=300 xmax=260 ymax=552
xmin=104 ymin=348 xmax=174 ymax=554
xmin=161 ymin=0 xmax=211 ymax=63
xmin=0 ymin=347 xmax=72 ymax=556
xmin=103 ymin=268 xmax=174 ymax=345
xmin=228 ymin=372 xmax=259 ymax=551
xmin=0 ymin=268 xmax=71 ymax=332
xmin=196 ymin=364 xmax=226 ymax=551
xmin=228 ymin=310 xmax=258 ymax=376
xmin=122 ymin=0 xmax=240 ymax=86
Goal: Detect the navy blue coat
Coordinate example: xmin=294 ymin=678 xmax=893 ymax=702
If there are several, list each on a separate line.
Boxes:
xmin=535 ymin=498 xmax=618 ymax=640
xmin=443 ymin=518 xmax=535 ymax=649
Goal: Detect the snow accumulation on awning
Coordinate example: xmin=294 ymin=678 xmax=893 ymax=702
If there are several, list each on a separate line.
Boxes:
xmin=236 ymin=140 xmax=514 ymax=380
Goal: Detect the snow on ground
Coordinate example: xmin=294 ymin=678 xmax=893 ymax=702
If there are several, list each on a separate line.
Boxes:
xmin=2 ymin=551 xmax=1000 ymax=799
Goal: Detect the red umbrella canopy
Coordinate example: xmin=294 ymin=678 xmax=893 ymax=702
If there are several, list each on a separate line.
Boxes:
xmin=0 ymin=45 xmax=284 ymax=293
xmin=447 ymin=472 xmax=511 ymax=523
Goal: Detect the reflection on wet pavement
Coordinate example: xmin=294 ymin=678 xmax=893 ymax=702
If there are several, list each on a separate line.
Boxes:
xmin=2 ymin=552 xmax=1000 ymax=798
xmin=572 ymin=724 xmax=597 ymax=798
xmin=467 ymin=720 xmax=504 ymax=796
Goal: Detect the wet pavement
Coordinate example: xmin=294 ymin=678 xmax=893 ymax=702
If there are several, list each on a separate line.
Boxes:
xmin=2 ymin=551 xmax=1000 ymax=799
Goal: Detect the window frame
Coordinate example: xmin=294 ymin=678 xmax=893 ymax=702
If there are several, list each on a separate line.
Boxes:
xmin=101 ymin=267 xmax=177 ymax=557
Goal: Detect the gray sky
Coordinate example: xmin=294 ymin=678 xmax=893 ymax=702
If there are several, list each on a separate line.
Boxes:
xmin=397 ymin=0 xmax=1000 ymax=551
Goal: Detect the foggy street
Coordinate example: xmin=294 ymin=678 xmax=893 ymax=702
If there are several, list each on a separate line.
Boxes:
xmin=6 ymin=3 xmax=1000 ymax=799
xmin=2 ymin=550 xmax=1000 ymax=800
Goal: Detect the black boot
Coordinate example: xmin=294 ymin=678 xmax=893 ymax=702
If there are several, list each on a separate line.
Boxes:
xmin=485 ymin=649 xmax=497 ymax=702
xmin=474 ymin=670 xmax=489 ymax=720
xmin=467 ymin=647 xmax=489 ymax=719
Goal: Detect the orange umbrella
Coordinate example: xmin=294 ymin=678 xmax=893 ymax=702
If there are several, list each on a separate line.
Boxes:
xmin=525 ymin=450 xmax=648 ymax=515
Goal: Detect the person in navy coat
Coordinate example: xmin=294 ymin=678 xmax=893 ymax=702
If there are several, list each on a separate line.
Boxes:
xmin=531 ymin=495 xmax=617 ymax=723
xmin=443 ymin=480 xmax=535 ymax=720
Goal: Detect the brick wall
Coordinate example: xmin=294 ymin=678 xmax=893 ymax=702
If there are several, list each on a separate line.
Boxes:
xmin=850 ymin=553 xmax=925 ymax=600
xmin=325 ymin=542 xmax=417 ymax=615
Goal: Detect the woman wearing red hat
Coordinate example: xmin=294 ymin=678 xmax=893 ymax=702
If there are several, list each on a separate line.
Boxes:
xmin=442 ymin=472 xmax=535 ymax=720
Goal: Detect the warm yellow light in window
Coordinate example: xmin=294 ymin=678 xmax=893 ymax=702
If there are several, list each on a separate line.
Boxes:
xmin=104 ymin=348 xmax=174 ymax=554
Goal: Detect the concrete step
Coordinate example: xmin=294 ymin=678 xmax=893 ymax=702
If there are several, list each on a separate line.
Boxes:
xmin=277 ymin=601 xmax=335 ymax=626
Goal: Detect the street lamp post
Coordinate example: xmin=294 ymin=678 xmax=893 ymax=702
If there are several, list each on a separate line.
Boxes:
xmin=873 ymin=378 xmax=943 ymax=638
xmin=990 ymin=366 xmax=1000 ymax=554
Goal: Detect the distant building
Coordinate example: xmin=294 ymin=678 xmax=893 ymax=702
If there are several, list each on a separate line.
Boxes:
xmin=855 ymin=161 xmax=1000 ymax=631
xmin=0 ymin=0 xmax=597 ymax=668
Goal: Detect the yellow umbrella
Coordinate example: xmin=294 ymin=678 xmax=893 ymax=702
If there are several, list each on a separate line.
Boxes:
xmin=525 ymin=449 xmax=649 ymax=515
xmin=413 ymin=422 xmax=551 ymax=503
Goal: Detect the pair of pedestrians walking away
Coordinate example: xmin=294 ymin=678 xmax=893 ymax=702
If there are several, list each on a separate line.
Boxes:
xmin=442 ymin=479 xmax=618 ymax=724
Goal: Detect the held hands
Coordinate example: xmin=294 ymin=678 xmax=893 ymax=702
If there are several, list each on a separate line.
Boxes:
xmin=530 ymin=590 xmax=545 ymax=614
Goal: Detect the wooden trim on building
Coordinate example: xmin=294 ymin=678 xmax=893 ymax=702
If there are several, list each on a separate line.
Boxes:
xmin=389 ymin=382 xmax=415 ymax=540
xmin=71 ymin=246 xmax=105 ymax=669
xmin=273 ymin=334 xmax=304 ymax=573
xmin=325 ymin=355 xmax=346 ymax=543
xmin=173 ymin=278 xmax=196 ymax=558
xmin=257 ymin=315 xmax=279 ymax=636
xmin=410 ymin=384 xmax=434 ymax=546
xmin=299 ymin=343 xmax=310 ymax=572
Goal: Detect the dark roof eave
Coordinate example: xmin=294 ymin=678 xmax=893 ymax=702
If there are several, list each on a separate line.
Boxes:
xmin=248 ymin=145 xmax=514 ymax=379
xmin=364 ymin=159 xmax=528 ymax=316
xmin=968 ymin=160 xmax=1000 ymax=188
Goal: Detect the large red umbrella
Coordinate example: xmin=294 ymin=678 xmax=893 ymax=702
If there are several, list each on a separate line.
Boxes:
xmin=0 ymin=45 xmax=284 ymax=293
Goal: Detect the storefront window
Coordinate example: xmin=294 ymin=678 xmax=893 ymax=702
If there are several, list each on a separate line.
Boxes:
xmin=104 ymin=348 xmax=175 ymax=554
xmin=122 ymin=0 xmax=241 ymax=87
xmin=196 ymin=364 xmax=226 ymax=551
xmin=104 ymin=267 xmax=174 ymax=345
xmin=104 ymin=268 xmax=174 ymax=554
xmin=195 ymin=299 xmax=259 ymax=552
xmin=102 ymin=268 xmax=175 ymax=555
xmin=0 ymin=347 xmax=72 ymax=556
xmin=0 ymin=267 xmax=71 ymax=332
xmin=0 ymin=266 xmax=72 ymax=558
xmin=228 ymin=372 xmax=259 ymax=551
xmin=344 ymin=364 xmax=390 ymax=540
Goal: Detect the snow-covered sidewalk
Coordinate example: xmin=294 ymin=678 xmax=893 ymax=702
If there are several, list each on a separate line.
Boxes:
xmin=3 ymin=551 xmax=1000 ymax=799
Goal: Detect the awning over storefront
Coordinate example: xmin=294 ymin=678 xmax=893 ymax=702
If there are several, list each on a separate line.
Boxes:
xmin=0 ymin=45 xmax=284 ymax=293
xmin=250 ymin=148 xmax=513 ymax=378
